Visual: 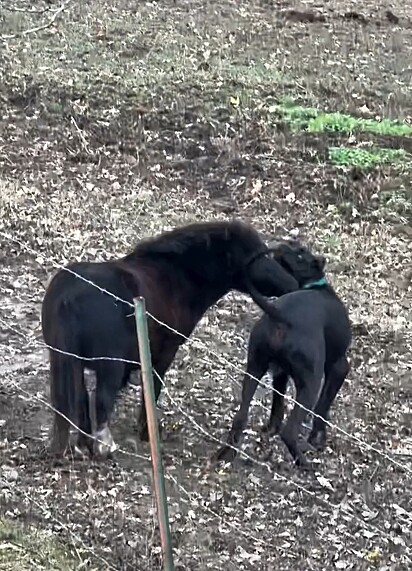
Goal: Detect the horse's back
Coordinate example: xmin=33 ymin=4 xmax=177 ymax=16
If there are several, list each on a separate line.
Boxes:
xmin=42 ymin=261 xmax=137 ymax=359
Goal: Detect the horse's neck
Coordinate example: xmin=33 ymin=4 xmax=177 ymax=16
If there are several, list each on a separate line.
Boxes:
xmin=173 ymin=284 xmax=230 ymax=341
xmin=171 ymin=269 xmax=230 ymax=319
xmin=125 ymin=257 xmax=231 ymax=336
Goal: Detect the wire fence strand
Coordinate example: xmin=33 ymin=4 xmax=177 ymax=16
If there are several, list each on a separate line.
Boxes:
xmin=1 ymin=350 xmax=407 ymax=552
xmin=2 ymin=230 xmax=410 ymax=477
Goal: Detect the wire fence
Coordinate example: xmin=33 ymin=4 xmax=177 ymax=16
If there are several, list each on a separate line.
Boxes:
xmin=3 ymin=230 xmax=409 ymax=476
xmin=1 ymin=229 xmax=411 ymax=568
xmin=1 ymin=341 xmax=410 ymax=561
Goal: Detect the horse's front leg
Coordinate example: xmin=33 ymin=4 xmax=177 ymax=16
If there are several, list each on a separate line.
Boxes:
xmin=138 ymin=371 xmax=163 ymax=441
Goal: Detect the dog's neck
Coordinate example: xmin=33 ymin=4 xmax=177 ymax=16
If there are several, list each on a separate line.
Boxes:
xmin=302 ymin=276 xmax=328 ymax=290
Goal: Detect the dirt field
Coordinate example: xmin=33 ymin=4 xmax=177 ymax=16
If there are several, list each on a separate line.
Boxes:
xmin=1 ymin=1 xmax=411 ymax=569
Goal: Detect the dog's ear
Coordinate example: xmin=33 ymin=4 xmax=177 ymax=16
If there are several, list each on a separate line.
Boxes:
xmin=314 ymin=255 xmax=326 ymax=270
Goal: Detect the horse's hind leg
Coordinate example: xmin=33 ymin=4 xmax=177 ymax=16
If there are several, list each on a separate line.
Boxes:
xmin=75 ymin=368 xmax=93 ymax=455
xmin=137 ymin=349 xmax=177 ymax=441
xmin=50 ymin=413 xmax=71 ymax=457
xmin=49 ymin=351 xmax=77 ymax=457
xmin=93 ymin=361 xmax=126 ymax=458
xmin=308 ymin=355 xmax=350 ymax=450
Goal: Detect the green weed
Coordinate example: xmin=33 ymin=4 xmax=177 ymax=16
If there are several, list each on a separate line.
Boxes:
xmin=309 ymin=113 xmax=412 ymax=136
xmin=328 ymin=146 xmax=407 ymax=169
xmin=268 ymin=104 xmax=318 ymax=130
xmin=270 ymin=104 xmax=412 ymax=136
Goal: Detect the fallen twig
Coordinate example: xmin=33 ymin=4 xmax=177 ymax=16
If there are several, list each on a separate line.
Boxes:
xmin=1 ymin=0 xmax=72 ymax=40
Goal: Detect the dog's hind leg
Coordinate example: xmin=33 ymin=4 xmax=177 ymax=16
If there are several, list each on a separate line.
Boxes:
xmin=281 ymin=372 xmax=323 ymax=469
xmin=214 ymin=349 xmax=269 ymax=463
xmin=262 ymin=370 xmax=288 ymax=436
xmin=308 ymin=355 xmax=350 ymax=450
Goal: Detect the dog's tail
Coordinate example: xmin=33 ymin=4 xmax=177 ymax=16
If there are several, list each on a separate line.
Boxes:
xmin=46 ymin=301 xmax=86 ymax=456
xmin=246 ymin=282 xmax=289 ymax=325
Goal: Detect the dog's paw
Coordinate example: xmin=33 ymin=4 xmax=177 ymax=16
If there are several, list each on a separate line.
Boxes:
xmin=308 ymin=430 xmax=327 ymax=451
xmin=295 ymin=454 xmax=314 ymax=472
xmin=261 ymin=422 xmax=281 ymax=436
xmin=212 ymin=445 xmax=238 ymax=464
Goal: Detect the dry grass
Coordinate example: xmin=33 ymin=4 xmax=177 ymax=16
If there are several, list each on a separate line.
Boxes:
xmin=0 ymin=1 xmax=411 ymax=570
xmin=0 ymin=518 xmax=77 ymax=571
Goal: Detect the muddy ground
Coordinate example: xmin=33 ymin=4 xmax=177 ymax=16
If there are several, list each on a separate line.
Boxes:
xmin=0 ymin=1 xmax=411 ymax=570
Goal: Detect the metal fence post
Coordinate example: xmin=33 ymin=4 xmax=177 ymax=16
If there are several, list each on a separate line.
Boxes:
xmin=134 ymin=297 xmax=174 ymax=571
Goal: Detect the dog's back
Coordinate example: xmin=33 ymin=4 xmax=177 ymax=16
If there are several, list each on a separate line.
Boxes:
xmin=276 ymin=285 xmax=351 ymax=348
xmin=270 ymin=286 xmax=352 ymax=359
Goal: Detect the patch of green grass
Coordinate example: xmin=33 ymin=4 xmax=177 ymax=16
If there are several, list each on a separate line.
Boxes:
xmin=268 ymin=104 xmax=319 ymax=130
xmin=270 ymin=103 xmax=412 ymax=136
xmin=309 ymin=113 xmax=412 ymax=136
xmin=328 ymin=146 xmax=407 ymax=169
xmin=0 ymin=518 xmax=80 ymax=570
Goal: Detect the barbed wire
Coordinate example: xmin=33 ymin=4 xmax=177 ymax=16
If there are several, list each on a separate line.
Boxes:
xmin=144 ymin=311 xmax=412 ymax=476
xmin=0 ymin=313 xmax=273 ymax=416
xmin=6 ymin=335 xmax=412 ymax=538
xmin=2 ymin=5 xmax=50 ymax=14
xmin=2 ymin=350 xmax=405 ymax=555
xmin=164 ymin=471 xmax=301 ymax=560
xmin=1 ymin=373 xmax=150 ymax=464
xmin=1 ymin=0 xmax=73 ymax=40
xmin=2 ymin=332 xmax=411 ymax=562
xmin=1 ymin=231 xmax=410 ymax=476
xmin=0 ymin=364 xmax=299 ymax=563
xmin=153 ymin=369 xmax=410 ymax=543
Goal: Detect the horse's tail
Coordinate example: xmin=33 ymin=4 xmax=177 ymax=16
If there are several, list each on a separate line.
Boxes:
xmin=246 ymin=282 xmax=289 ymax=325
xmin=47 ymin=301 xmax=85 ymax=456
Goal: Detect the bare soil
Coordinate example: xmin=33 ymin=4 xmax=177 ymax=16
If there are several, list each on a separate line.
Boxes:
xmin=0 ymin=1 xmax=411 ymax=570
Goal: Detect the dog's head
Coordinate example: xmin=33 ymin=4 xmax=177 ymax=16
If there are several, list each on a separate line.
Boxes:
xmin=268 ymin=240 xmax=326 ymax=287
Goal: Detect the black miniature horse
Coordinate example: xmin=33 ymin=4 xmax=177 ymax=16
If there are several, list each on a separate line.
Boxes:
xmin=42 ymin=220 xmax=300 ymax=458
xmin=215 ymin=241 xmax=352 ymax=469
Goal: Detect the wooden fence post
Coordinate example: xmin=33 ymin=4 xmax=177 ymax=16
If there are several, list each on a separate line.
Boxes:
xmin=134 ymin=297 xmax=175 ymax=571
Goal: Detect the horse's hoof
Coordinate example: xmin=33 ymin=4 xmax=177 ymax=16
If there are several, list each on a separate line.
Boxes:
xmin=138 ymin=425 xmax=150 ymax=442
xmin=71 ymin=445 xmax=89 ymax=460
xmin=48 ymin=444 xmax=67 ymax=459
xmin=92 ymin=426 xmax=117 ymax=459
xmin=298 ymin=438 xmax=316 ymax=453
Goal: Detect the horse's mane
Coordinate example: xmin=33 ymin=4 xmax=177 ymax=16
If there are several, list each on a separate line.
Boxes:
xmin=126 ymin=220 xmax=257 ymax=259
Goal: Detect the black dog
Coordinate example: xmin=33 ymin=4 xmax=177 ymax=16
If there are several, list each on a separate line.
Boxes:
xmin=216 ymin=241 xmax=352 ymax=468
